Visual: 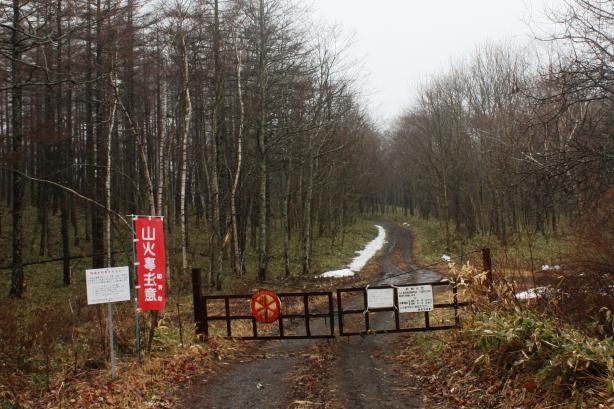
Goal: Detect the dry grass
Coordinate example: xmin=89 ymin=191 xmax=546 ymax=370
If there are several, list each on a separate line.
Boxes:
xmin=391 ymin=264 xmax=614 ymax=408
xmin=0 ymin=214 xmax=383 ymax=408
xmin=1 ymin=337 xmax=251 ymax=409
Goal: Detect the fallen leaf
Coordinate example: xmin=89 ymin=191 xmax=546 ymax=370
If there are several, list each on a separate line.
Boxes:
xmin=525 ymin=378 xmax=537 ymax=392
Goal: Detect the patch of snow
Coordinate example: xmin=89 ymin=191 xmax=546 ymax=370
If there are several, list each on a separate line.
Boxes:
xmin=318 ymin=225 xmax=387 ymax=279
xmin=319 ymin=269 xmax=354 ymax=278
xmin=402 ymin=222 xmax=410 ymax=227
xmin=515 ymin=286 xmax=551 ymax=300
xmin=441 ymin=254 xmax=451 ymax=262
xmin=541 ymin=264 xmax=561 ymax=271
xmin=348 ymin=225 xmax=386 ymax=271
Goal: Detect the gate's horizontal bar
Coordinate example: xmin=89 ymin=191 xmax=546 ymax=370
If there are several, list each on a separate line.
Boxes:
xmin=277 ymin=292 xmax=333 ymax=297
xmin=226 ymin=335 xmax=335 ymax=340
xmin=341 ymin=308 xmax=395 ymax=314
xmin=338 ymin=302 xmax=469 ymax=314
xmin=336 ymin=281 xmax=453 ymax=292
xmin=434 ymin=301 xmax=471 ymax=308
xmin=203 ymin=291 xmax=332 ymax=301
xmin=340 ymin=324 xmax=458 ymax=336
xmin=280 ymin=313 xmax=332 ymax=319
xmin=205 ymin=312 xmax=333 ymax=321
xmin=206 ymin=306 xmax=469 ymax=318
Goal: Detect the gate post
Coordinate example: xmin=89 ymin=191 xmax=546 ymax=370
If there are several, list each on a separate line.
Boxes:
xmin=191 ymin=268 xmax=207 ymax=339
xmin=482 ymin=248 xmax=494 ymax=299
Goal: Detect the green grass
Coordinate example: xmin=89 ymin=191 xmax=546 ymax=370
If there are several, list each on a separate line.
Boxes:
xmin=240 ymin=219 xmax=379 ymax=279
xmin=0 ymin=204 xmax=383 ymax=401
xmin=381 ymin=209 xmax=570 ymax=276
xmin=0 ymin=204 xmax=380 ymax=293
xmin=0 ymin=206 xmax=380 ymax=330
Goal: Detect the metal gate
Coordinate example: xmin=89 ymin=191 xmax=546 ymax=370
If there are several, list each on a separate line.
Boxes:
xmin=192 ymin=269 xmax=467 ymax=340
xmin=192 ymin=269 xmax=335 ymax=340
xmin=203 ymin=292 xmax=335 ymax=340
xmin=336 ymin=280 xmax=465 ymax=336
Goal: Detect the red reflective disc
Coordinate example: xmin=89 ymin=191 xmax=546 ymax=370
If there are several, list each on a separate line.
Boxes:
xmin=251 ymin=290 xmax=282 ymax=323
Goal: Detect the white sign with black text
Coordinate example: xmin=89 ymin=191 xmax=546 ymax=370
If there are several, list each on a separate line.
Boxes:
xmin=86 ymin=266 xmax=131 ymax=305
xmin=366 ymin=288 xmax=395 ymax=309
xmin=397 ymin=285 xmax=434 ymax=313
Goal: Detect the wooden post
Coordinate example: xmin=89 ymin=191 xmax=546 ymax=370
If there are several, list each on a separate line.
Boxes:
xmin=482 ymin=248 xmax=494 ymax=298
xmin=191 ymin=268 xmax=206 ymax=338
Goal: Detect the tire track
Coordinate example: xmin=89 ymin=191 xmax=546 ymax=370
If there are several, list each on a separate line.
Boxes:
xmin=330 ymin=222 xmax=440 ymax=409
xmin=180 ymin=222 xmax=442 ymax=409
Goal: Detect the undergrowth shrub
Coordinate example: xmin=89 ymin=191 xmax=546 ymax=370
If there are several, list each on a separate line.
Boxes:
xmin=469 ymin=308 xmax=614 ymax=392
xmin=453 ymin=262 xmax=614 ymax=400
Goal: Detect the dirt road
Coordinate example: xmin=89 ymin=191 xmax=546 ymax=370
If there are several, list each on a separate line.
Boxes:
xmin=180 ymin=222 xmax=443 ymax=409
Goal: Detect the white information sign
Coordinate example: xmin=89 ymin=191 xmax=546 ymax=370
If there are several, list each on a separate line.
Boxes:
xmin=86 ymin=266 xmax=131 ymax=305
xmin=367 ymin=288 xmax=394 ymax=309
xmin=397 ymin=285 xmax=434 ymax=313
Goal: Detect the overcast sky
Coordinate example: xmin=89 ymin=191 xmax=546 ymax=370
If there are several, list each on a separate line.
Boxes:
xmin=310 ymin=0 xmax=564 ymax=128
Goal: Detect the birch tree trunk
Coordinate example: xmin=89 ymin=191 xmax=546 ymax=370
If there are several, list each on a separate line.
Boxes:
xmin=178 ymin=33 xmax=192 ymax=279
xmin=231 ymin=32 xmax=244 ymax=276
xmin=106 ymin=67 xmax=118 ymax=266
xmin=156 ymin=79 xmax=167 ymax=214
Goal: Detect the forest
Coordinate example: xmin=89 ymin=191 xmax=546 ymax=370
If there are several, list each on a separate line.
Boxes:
xmin=4 ymin=0 xmax=611 ymax=296
xmin=383 ymin=1 xmax=613 ymax=272
xmin=1 ymin=0 xmax=614 ymax=407
xmin=1 ymin=0 xmax=384 ymax=296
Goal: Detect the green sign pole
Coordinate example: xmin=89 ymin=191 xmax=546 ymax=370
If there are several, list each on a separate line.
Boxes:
xmin=130 ymin=215 xmax=141 ymax=362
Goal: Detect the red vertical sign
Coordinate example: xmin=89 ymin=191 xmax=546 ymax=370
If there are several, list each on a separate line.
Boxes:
xmin=134 ymin=217 xmax=167 ymax=311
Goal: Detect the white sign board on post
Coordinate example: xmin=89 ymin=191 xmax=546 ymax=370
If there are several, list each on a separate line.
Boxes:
xmin=86 ymin=266 xmax=131 ymax=305
xmin=397 ymin=285 xmax=434 ymax=313
xmin=367 ymin=288 xmax=395 ymax=309
xmin=85 ymin=266 xmax=130 ymax=380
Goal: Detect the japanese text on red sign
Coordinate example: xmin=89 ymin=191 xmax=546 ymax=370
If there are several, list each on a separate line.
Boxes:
xmin=134 ymin=217 xmax=167 ymax=311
